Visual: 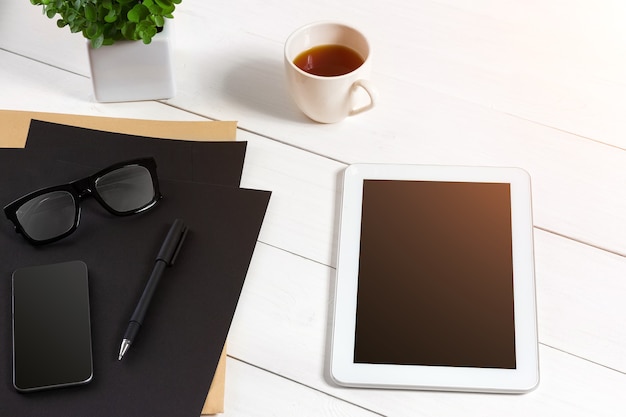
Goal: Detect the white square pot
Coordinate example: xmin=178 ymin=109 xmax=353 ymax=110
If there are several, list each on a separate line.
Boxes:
xmin=87 ymin=23 xmax=175 ymax=103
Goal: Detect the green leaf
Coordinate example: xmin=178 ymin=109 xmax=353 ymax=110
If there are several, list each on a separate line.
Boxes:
xmin=68 ymin=18 xmax=85 ymax=33
xmin=136 ymin=19 xmax=157 ymax=44
xmin=127 ymin=4 xmax=149 ymax=23
xmin=155 ymin=0 xmax=175 ymax=15
xmin=121 ymin=22 xmax=137 ymax=40
xmin=84 ymin=22 xmax=99 ymax=38
xmin=152 ymin=15 xmax=164 ymax=27
xmin=104 ymin=9 xmax=117 ymax=23
xmin=147 ymin=4 xmax=162 ymax=15
xmin=155 ymin=0 xmax=172 ymax=8
xmin=84 ymin=3 xmax=97 ymax=21
xmin=91 ymin=33 xmax=104 ymax=49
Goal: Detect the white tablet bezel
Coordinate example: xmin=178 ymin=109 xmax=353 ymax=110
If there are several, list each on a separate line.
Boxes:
xmin=330 ymin=163 xmax=539 ymax=393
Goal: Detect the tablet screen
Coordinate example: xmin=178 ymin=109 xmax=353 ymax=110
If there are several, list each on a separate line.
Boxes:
xmin=354 ymin=180 xmax=516 ymax=369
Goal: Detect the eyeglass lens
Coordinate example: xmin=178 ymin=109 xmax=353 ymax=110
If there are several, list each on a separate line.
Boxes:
xmin=95 ymin=165 xmax=155 ymax=213
xmin=16 ymin=191 xmax=76 ymax=242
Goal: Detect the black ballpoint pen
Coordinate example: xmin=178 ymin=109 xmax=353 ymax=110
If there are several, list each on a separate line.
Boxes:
xmin=118 ymin=219 xmax=188 ymax=360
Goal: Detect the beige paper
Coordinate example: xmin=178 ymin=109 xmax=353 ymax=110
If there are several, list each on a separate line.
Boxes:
xmin=0 ymin=109 xmax=234 ymax=415
xmin=202 ymin=345 xmax=227 ymax=415
xmin=0 ymin=110 xmax=236 ymax=148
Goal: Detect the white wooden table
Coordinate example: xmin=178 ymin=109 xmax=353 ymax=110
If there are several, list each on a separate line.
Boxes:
xmin=1 ymin=0 xmax=625 ymax=415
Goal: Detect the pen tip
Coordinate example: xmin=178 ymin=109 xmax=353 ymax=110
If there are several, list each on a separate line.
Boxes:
xmin=118 ymin=339 xmax=131 ymax=361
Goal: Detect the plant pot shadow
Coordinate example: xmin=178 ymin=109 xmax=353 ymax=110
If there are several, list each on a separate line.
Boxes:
xmin=220 ymin=55 xmax=310 ymax=123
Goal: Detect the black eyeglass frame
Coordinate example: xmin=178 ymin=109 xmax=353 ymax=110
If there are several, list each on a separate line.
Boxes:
xmin=3 ymin=157 xmax=162 ymax=245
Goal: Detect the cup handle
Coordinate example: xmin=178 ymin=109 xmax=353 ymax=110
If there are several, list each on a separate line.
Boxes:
xmin=349 ymin=79 xmax=378 ymax=116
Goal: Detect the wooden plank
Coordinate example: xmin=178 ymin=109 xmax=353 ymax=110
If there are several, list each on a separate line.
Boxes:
xmin=239 ymin=125 xmax=626 ymax=260
xmin=3 ymin=0 xmax=626 ymax=150
xmin=228 ymin=241 xmax=626 ymax=416
xmin=167 ymin=0 xmax=626 ymax=149
xmin=535 ymin=229 xmax=626 ymax=373
xmin=0 ymin=0 xmax=93 ymax=75
xmin=0 ymin=49 xmax=205 ymax=120
xmin=239 ymin=131 xmax=344 ymax=267
xmin=224 ymin=358 xmax=380 ymax=417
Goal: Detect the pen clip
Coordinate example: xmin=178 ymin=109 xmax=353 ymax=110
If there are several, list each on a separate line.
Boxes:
xmin=156 ymin=219 xmax=189 ymax=266
xmin=169 ymin=224 xmax=188 ymax=266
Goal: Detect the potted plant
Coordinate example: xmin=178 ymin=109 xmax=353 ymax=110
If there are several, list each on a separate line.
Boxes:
xmin=29 ymin=0 xmax=182 ymax=102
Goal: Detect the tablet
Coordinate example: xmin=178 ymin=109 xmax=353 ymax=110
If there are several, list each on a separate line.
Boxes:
xmin=330 ymin=164 xmax=539 ymax=393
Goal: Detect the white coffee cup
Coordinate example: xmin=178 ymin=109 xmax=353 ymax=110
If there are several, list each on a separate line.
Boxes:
xmin=284 ymin=22 xmax=378 ymax=123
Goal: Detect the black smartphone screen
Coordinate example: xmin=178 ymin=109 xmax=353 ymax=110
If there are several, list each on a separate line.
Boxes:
xmin=12 ymin=260 xmax=93 ymax=392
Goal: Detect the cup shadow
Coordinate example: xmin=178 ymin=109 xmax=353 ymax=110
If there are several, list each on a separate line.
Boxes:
xmin=221 ymin=55 xmax=311 ymax=123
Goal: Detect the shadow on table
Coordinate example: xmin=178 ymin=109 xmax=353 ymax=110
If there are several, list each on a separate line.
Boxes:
xmin=221 ymin=55 xmax=311 ymax=123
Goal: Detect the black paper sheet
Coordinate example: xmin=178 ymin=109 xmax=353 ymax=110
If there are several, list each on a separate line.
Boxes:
xmin=25 ymin=119 xmax=248 ymax=188
xmin=0 ymin=122 xmax=271 ymax=417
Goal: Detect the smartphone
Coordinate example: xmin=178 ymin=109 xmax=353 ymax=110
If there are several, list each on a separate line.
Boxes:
xmin=12 ymin=260 xmax=93 ymax=392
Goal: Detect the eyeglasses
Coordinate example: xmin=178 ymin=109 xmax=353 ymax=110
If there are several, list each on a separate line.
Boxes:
xmin=4 ymin=157 xmax=162 ymax=245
